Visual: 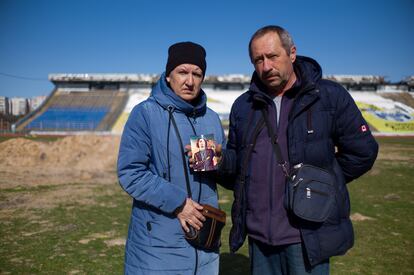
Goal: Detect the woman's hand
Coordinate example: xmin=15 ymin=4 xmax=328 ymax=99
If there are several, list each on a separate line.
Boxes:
xmin=176 ymin=198 xmax=205 ymax=233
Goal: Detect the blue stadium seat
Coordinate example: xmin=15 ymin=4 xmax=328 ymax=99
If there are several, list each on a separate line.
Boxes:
xmin=26 ymin=106 xmax=109 ymax=130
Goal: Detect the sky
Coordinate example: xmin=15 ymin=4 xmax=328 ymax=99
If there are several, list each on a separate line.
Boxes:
xmin=0 ymin=0 xmax=413 ymax=98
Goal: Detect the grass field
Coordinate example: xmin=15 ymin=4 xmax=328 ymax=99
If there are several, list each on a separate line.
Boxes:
xmin=0 ymin=136 xmax=413 ymax=274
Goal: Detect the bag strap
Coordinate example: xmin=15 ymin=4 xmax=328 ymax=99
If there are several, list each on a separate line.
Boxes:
xmin=168 ymin=108 xmax=221 ymax=205
xmin=260 ymin=108 xmax=290 ymax=177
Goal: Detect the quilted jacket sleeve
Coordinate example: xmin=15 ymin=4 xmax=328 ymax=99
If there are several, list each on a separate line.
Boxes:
xmin=216 ymin=104 xmax=239 ymax=190
xmin=333 ymin=85 xmax=379 ymax=183
xmin=117 ymin=104 xmax=187 ymax=213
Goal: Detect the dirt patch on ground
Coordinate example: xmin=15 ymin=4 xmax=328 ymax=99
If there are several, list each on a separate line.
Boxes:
xmin=0 ymin=183 xmax=104 ymax=212
xmin=0 ymin=135 xmax=121 ymax=216
xmin=104 ymin=238 xmax=126 ymax=247
xmin=376 ymin=144 xmax=414 ymax=162
xmin=0 ymin=135 xmax=120 ymax=188
xmin=78 ymin=231 xmax=124 ymax=246
xmin=351 ymin=212 xmax=375 ymax=221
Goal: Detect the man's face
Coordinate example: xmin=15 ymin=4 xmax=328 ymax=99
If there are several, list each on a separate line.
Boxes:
xmin=198 ymin=138 xmax=206 ymax=150
xmin=166 ymin=64 xmax=203 ymax=102
xmin=250 ymin=32 xmax=296 ymax=93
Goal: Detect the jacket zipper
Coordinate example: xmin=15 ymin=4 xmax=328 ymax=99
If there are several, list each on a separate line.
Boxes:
xmin=186 ymin=116 xmax=201 ymax=202
xmin=286 ymin=86 xmax=322 ymax=266
xmin=307 ymin=108 xmax=314 ymax=134
xmin=288 ymin=86 xmax=318 ymax=123
xmin=268 ymin=103 xmax=277 ymax=242
xmin=303 ymin=187 xmax=329 ymax=197
xmin=193 ymin=248 xmax=198 ymax=275
xmin=186 ymin=115 xmax=200 ymax=275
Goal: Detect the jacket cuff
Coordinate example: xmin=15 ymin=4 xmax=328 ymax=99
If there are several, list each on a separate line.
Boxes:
xmin=217 ymin=149 xmax=237 ymax=175
xmin=158 ymin=184 xmax=188 ymax=214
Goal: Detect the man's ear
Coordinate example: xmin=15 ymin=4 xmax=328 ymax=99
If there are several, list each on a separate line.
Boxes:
xmin=166 ymin=76 xmax=170 ymax=83
xmin=290 ymin=46 xmax=297 ymax=63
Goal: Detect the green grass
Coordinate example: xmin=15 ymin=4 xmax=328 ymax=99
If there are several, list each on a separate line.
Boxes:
xmin=0 ymin=183 xmax=130 ymax=274
xmin=333 ymin=161 xmax=413 ymax=274
xmin=0 ymin=137 xmax=413 ymax=274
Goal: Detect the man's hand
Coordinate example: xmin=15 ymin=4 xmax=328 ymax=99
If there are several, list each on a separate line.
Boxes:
xmin=176 ymin=198 xmax=205 ymax=233
xmin=214 ymin=144 xmax=223 ymax=165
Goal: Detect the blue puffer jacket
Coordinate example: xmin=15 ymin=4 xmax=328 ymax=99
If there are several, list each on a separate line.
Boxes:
xmin=219 ymin=56 xmax=379 ymax=266
xmin=118 ymin=73 xmax=225 ymax=273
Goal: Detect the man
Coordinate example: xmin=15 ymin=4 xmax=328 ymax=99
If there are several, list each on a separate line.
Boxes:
xmin=218 ymin=25 xmax=378 ymax=274
xmin=193 ymin=137 xmax=216 ymax=171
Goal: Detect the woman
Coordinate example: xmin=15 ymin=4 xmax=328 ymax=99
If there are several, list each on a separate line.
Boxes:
xmin=118 ymin=42 xmax=225 ymax=274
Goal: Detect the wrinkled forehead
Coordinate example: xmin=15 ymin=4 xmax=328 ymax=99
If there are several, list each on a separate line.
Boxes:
xmin=174 ymin=63 xmax=203 ymax=72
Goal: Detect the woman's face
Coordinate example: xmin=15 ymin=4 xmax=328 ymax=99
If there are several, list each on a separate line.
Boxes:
xmin=166 ymin=64 xmax=204 ymax=102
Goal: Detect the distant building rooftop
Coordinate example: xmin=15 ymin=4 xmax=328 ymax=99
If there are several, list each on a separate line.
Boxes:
xmin=48 ymin=73 xmax=414 ymax=92
xmin=49 ymin=73 xmax=252 ymax=84
xmin=49 ymin=73 xmax=157 ymax=83
xmin=324 ymin=75 xmax=386 ymax=84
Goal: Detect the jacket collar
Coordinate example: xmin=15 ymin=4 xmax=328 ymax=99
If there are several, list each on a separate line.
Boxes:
xmin=288 ymin=57 xmax=322 ymax=120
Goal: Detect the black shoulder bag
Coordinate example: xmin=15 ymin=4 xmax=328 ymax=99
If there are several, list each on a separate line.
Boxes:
xmin=170 ymin=112 xmax=226 ymax=250
xmin=260 ymin=108 xmax=336 ymax=223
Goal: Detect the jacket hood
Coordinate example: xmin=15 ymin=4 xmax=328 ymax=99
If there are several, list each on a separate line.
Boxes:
xmin=151 ymin=72 xmax=207 ymax=115
xmin=249 ymin=55 xmax=322 ymax=101
xmin=293 ymin=55 xmax=322 ymax=87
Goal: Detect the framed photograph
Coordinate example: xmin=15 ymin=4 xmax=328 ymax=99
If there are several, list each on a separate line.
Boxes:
xmin=190 ymin=134 xmax=218 ymax=172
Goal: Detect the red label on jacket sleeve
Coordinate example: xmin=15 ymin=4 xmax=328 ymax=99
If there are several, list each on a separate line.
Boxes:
xmin=361 ymin=125 xmax=368 ymax=132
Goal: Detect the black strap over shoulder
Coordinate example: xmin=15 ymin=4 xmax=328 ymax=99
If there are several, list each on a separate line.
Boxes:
xmin=239 ymin=110 xmax=265 ymax=185
xmin=169 ymin=112 xmax=193 ymax=198
xmin=260 ymin=108 xmax=290 ymax=177
xmin=168 ymin=109 xmax=213 ymax=203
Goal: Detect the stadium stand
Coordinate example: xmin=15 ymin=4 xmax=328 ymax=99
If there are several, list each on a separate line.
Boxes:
xmin=26 ymin=107 xmax=108 ymax=130
xmin=16 ymin=90 xmax=128 ymax=132
xmin=351 ymin=92 xmax=414 ymax=134
xmin=13 ymin=73 xmax=414 ymax=136
xmin=111 ymin=90 xmax=150 ymax=134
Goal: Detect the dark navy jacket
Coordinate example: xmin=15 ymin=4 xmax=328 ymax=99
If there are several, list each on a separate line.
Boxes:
xmin=219 ymin=56 xmax=379 ymax=266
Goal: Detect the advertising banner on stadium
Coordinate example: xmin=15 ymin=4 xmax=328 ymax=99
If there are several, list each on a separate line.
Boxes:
xmin=357 ymin=102 xmax=414 ymax=134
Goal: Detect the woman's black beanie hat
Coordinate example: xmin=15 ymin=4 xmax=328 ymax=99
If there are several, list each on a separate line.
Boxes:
xmin=165 ymin=41 xmax=207 ymax=76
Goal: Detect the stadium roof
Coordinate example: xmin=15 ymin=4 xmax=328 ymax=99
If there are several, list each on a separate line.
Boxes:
xmin=49 ymin=74 xmax=157 ymax=83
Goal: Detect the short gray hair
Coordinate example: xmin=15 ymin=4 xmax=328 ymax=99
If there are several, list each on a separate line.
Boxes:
xmin=248 ymin=25 xmax=295 ymax=61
